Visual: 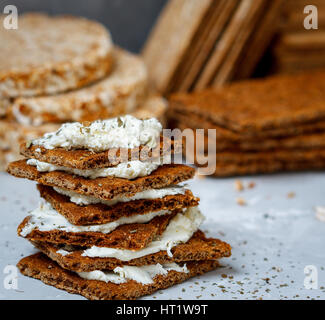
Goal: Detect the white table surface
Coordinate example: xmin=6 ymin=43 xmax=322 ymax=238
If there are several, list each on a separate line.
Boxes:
xmin=0 ymin=171 xmax=325 ymax=300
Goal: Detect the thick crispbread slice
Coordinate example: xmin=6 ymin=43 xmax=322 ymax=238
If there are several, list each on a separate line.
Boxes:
xmin=7 ymin=161 xmax=195 ymax=201
xmin=38 ymin=184 xmax=199 ymax=226
xmin=21 ymin=136 xmax=179 ymax=170
xmin=31 ymin=230 xmax=231 ymax=272
xmin=0 ymin=13 xmax=113 ymax=99
xmin=9 ymin=48 xmax=147 ymax=125
xmin=18 ymin=212 xmax=176 ymax=250
xmin=170 ymin=70 xmax=325 ymax=133
xmin=17 ymin=252 xmax=220 ymax=300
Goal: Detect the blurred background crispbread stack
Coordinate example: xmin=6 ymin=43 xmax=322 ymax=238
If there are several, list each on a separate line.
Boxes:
xmin=0 ymin=13 xmax=168 ymax=171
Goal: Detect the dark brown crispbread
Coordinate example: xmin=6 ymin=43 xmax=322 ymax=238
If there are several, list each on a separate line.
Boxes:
xmin=170 ymin=70 xmax=325 ymax=134
xmin=31 ymin=230 xmax=232 ymax=272
xmin=38 ymin=184 xmax=199 ymax=226
xmin=7 ymin=161 xmax=195 ymax=201
xmin=21 ymin=136 xmax=180 ymax=170
xmin=17 ymin=252 xmax=220 ymax=300
xmin=18 ymin=212 xmax=177 ymax=250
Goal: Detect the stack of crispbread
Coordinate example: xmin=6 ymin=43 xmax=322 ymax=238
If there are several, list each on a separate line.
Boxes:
xmin=169 ymin=70 xmax=325 ymax=177
xmin=0 ymin=13 xmax=167 ymax=170
xmin=142 ymin=0 xmax=284 ymax=94
xmin=7 ymin=115 xmax=231 ymax=300
xmin=270 ymin=0 xmax=325 ymax=74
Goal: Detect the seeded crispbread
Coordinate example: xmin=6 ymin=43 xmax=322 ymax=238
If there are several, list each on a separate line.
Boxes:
xmin=17 ymin=252 xmax=220 ymax=300
xmin=7 ymin=161 xmax=195 ymax=201
xmin=8 ymin=48 xmax=147 ymax=125
xmin=0 ymin=13 xmax=113 ymax=99
xmin=38 ymin=184 xmax=199 ymax=226
xmin=18 ymin=211 xmax=177 ymax=250
xmin=31 ymin=230 xmax=231 ymax=272
xmin=170 ymin=70 xmax=325 ymax=133
xmin=20 ymin=136 xmax=179 ymax=170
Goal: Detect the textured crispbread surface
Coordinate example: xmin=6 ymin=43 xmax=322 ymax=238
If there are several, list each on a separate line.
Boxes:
xmin=0 ymin=13 xmax=113 ymax=99
xmin=17 ymin=252 xmax=220 ymax=300
xmin=21 ymin=136 xmax=177 ymax=170
xmin=18 ymin=212 xmax=176 ymax=250
xmin=9 ymin=48 xmax=147 ymax=125
xmin=170 ymin=70 xmax=325 ymax=133
xmin=31 ymin=230 xmax=231 ymax=272
xmin=38 ymin=184 xmax=199 ymax=226
xmin=7 ymin=161 xmax=195 ymax=200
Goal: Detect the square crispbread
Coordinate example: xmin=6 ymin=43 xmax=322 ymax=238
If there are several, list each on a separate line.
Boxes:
xmin=17 ymin=253 xmax=220 ymax=300
xmin=18 ymin=212 xmax=177 ymax=250
xmin=38 ymin=184 xmax=199 ymax=226
xmin=31 ymin=230 xmax=231 ymax=272
xmin=7 ymin=161 xmax=195 ymax=201
xmin=21 ymin=136 xmax=180 ymax=170
xmin=170 ymin=70 xmax=325 ymax=133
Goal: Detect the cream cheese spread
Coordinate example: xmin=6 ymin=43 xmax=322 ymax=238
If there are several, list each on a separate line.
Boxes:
xmin=31 ymin=115 xmax=162 ymax=151
xmin=26 ymin=158 xmax=168 ymax=179
xmin=81 ymin=206 xmax=204 ymax=260
xmin=20 ymin=201 xmax=172 ymax=237
xmin=77 ymin=263 xmax=188 ymax=285
xmin=53 ymin=185 xmax=186 ymax=206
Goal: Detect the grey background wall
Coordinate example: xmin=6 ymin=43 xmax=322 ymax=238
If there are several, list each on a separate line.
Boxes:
xmin=1 ymin=0 xmax=167 ymax=53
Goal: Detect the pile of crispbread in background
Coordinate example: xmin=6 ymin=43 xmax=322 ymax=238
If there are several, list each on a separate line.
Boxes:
xmin=169 ymin=70 xmax=325 ymax=177
xmin=6 ymin=117 xmax=231 ymax=300
xmin=0 ymin=13 xmax=167 ymax=171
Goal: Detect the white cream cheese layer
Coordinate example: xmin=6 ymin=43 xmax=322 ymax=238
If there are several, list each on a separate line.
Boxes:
xmin=31 ymin=115 xmax=162 ymax=151
xmin=20 ymin=201 xmax=171 ymax=237
xmin=27 ymin=158 xmax=167 ymax=179
xmin=77 ymin=263 xmax=188 ymax=285
xmin=53 ymin=185 xmax=186 ymax=206
xmin=81 ymin=206 xmax=204 ymax=261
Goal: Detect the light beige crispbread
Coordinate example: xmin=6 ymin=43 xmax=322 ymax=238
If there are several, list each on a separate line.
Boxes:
xmin=38 ymin=184 xmax=199 ymax=226
xmin=31 ymin=230 xmax=232 ymax=272
xmin=0 ymin=120 xmax=60 ymax=170
xmin=18 ymin=212 xmax=176 ymax=250
xmin=17 ymin=252 xmax=220 ymax=300
xmin=7 ymin=161 xmax=196 ymax=201
xmin=9 ymin=48 xmax=148 ymax=125
xmin=0 ymin=13 xmax=113 ymax=99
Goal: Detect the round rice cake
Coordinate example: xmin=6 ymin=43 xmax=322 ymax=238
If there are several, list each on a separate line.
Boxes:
xmin=0 ymin=13 xmax=113 ymax=98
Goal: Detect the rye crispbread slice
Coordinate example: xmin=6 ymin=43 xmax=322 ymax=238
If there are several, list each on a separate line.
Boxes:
xmin=21 ymin=136 xmax=179 ymax=170
xmin=18 ymin=211 xmax=177 ymax=250
xmin=31 ymin=230 xmax=231 ymax=272
xmin=0 ymin=13 xmax=113 ymax=99
xmin=170 ymin=70 xmax=325 ymax=133
xmin=38 ymin=184 xmax=199 ymax=226
xmin=7 ymin=161 xmax=195 ymax=201
xmin=17 ymin=210 xmax=180 ymax=250
xmin=9 ymin=48 xmax=147 ymax=125
xmin=17 ymin=252 xmax=220 ymax=300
